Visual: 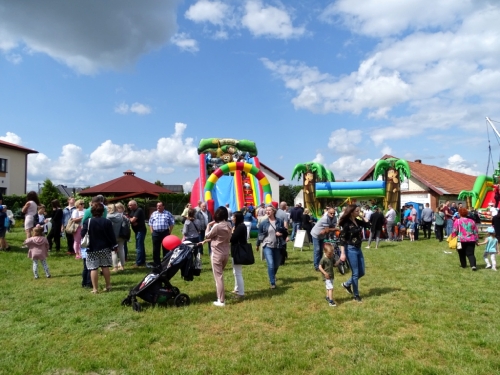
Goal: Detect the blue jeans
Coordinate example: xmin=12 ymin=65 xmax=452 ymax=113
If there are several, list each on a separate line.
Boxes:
xmin=135 ymin=229 xmax=146 ymax=266
xmin=345 ymin=245 xmax=365 ymax=297
xmin=263 ymin=246 xmax=281 ymax=286
xmin=446 ymin=219 xmax=453 ymax=236
xmin=291 ymin=222 xmax=301 ymax=240
xmin=312 ymin=236 xmax=324 ymax=270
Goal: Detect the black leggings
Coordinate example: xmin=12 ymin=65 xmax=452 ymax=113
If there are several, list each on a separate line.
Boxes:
xmin=457 ymin=241 xmax=476 ymax=268
xmin=435 ymin=225 xmax=444 ymax=242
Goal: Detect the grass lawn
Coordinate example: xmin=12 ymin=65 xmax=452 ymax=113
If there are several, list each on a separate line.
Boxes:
xmin=1 ymin=226 xmax=499 ymax=375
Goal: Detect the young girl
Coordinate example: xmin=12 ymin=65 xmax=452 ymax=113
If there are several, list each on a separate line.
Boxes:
xmin=24 ymin=226 xmax=51 ymax=279
xmin=318 ymin=243 xmax=339 ymax=307
xmin=478 ymin=227 xmax=498 ymax=271
xmin=398 ymin=222 xmax=406 ymax=241
xmin=406 ymin=217 xmax=415 ymax=241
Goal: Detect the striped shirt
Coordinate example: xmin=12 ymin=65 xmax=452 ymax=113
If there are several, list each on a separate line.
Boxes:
xmin=149 ymin=210 xmax=175 ymax=232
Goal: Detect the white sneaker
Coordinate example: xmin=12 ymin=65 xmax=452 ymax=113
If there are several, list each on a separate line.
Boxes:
xmin=486 ymin=265 xmax=492 ymax=269
xmin=492 ymin=267 xmax=497 ymax=271
xmin=365 ymin=246 xmax=370 ymax=249
xmin=213 ymin=301 xmax=225 ymax=307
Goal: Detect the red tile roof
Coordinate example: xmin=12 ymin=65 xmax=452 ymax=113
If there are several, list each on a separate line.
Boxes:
xmin=359 ymin=155 xmax=477 ymax=195
xmin=80 ymin=170 xmax=174 ymax=196
xmin=0 ymin=140 xmax=38 ymax=154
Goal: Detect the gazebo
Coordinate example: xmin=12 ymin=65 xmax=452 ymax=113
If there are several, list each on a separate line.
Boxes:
xmin=79 ymin=170 xmax=174 ymax=202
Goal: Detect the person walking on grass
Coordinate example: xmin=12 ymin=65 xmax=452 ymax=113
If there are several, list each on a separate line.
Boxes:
xmin=24 ymin=226 xmax=51 ymax=279
xmin=81 ymin=203 xmax=118 ymax=294
xmin=0 ymin=205 xmax=11 ymax=250
xmin=230 ymin=211 xmax=247 ymax=299
xmin=450 ymin=208 xmax=479 ymax=271
xmin=202 ymin=206 xmax=232 ymax=307
xmin=46 ymin=199 xmax=63 ymax=252
xmin=318 ymin=243 xmax=339 ymax=307
xmin=339 ymin=204 xmax=370 ymax=303
xmin=366 ymin=206 xmax=384 ymax=249
xmin=406 ymin=217 xmax=415 ymax=242
xmin=478 ymin=227 xmax=498 ymax=271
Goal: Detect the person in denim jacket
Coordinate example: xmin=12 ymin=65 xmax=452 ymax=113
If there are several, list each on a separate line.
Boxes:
xmin=256 ymin=205 xmax=288 ymax=289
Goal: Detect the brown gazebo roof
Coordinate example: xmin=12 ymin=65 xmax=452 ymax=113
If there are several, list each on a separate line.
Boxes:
xmin=80 ymin=170 xmax=174 ymax=200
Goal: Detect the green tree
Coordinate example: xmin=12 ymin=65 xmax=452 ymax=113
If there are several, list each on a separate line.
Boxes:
xmin=39 ymin=179 xmax=65 ymax=214
xmin=154 ymin=180 xmax=163 ymax=187
xmin=279 ymin=184 xmax=302 ymax=207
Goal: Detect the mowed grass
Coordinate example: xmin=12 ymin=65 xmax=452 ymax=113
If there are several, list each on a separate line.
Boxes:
xmin=1 ymin=226 xmax=500 ymax=375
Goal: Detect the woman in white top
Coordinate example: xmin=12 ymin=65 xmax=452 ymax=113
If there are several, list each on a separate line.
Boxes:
xmin=22 ymin=191 xmax=40 ymax=240
xmin=71 ymin=199 xmax=86 ymax=259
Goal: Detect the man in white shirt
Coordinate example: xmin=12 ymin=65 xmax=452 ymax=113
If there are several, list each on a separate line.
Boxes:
xmin=363 ymin=205 xmax=372 ymax=240
xmin=385 ymin=204 xmax=396 ymax=241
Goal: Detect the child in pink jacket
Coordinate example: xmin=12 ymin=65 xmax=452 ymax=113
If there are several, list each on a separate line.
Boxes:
xmin=24 ymin=226 xmax=51 ymax=279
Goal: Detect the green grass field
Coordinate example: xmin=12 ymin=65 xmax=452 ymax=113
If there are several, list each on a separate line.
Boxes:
xmin=1 ymin=226 xmax=499 ymax=375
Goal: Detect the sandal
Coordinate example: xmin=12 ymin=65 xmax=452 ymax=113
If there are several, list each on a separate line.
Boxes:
xmin=90 ymin=290 xmax=99 ymax=294
xmin=103 ymin=286 xmax=112 ymax=292
xmin=230 ymin=290 xmax=239 ymax=295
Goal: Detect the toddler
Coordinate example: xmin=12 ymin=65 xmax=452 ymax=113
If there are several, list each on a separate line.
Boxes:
xmin=318 ymin=243 xmax=339 ymax=307
xmin=398 ymin=222 xmax=407 ymax=241
xmin=24 ymin=226 xmax=51 ymax=279
xmin=406 ymin=217 xmax=415 ymax=241
xmin=478 ymin=227 xmax=498 ymax=271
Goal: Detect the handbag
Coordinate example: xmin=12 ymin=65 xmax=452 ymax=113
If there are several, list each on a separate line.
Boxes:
xmin=231 ymin=243 xmax=255 ymax=265
xmin=65 ymin=219 xmax=78 ymax=234
xmin=447 ymin=235 xmax=457 ymax=250
xmin=81 ymin=218 xmax=91 ymax=248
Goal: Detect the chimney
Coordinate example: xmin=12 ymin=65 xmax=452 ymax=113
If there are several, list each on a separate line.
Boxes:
xmin=414 ymin=159 xmax=422 ymax=163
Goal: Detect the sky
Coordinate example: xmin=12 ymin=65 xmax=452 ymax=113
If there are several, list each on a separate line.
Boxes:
xmin=1 ymin=0 xmax=500 ymax=193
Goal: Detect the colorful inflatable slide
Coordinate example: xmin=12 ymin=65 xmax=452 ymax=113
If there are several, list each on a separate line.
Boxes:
xmin=469 ymin=175 xmax=495 ymax=209
xmin=190 ymin=138 xmax=272 ymax=215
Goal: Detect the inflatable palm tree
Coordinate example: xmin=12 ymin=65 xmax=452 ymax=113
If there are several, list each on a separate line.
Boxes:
xmin=373 ymin=158 xmax=411 ymax=211
xmin=291 ymin=162 xmax=335 ymax=217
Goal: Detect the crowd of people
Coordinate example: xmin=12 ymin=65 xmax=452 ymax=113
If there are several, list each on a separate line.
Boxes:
xmin=2 ymin=191 xmax=497 ymax=307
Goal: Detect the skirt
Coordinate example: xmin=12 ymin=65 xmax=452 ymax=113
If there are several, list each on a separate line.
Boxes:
xmin=86 ymin=249 xmax=113 ymax=270
xmin=25 ymin=215 xmax=34 ymax=230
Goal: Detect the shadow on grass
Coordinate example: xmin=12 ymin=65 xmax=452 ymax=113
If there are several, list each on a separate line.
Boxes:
xmin=365 ymin=287 xmax=401 ymax=298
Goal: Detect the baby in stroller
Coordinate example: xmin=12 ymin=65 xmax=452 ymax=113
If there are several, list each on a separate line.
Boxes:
xmin=122 ymin=236 xmax=202 ymax=311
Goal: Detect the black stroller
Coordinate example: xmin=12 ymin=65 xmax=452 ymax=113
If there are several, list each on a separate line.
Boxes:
xmin=121 ymin=242 xmax=202 ymax=312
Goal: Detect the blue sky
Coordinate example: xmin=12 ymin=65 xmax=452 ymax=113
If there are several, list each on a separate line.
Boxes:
xmin=1 ymin=0 xmax=499 ymax=192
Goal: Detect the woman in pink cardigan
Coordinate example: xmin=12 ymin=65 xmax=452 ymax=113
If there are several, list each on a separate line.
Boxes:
xmin=203 ymin=206 xmax=232 ymax=307
xmin=450 ymin=208 xmax=479 ymax=270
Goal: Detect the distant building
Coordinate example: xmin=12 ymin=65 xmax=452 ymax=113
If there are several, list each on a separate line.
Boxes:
xmin=0 ymin=140 xmax=38 ymax=195
xmin=260 ymin=162 xmax=285 ymax=203
xmin=56 ymin=185 xmax=85 ymax=198
xmin=359 ymin=155 xmax=477 ymax=210
xmin=162 ymin=185 xmax=184 ymax=194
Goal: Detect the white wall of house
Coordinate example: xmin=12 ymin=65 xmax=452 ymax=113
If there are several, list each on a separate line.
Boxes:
xmin=0 ymin=147 xmax=27 ymax=195
xmin=260 ymin=164 xmax=280 ymax=203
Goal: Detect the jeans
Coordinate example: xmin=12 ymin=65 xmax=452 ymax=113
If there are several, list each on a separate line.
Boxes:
xmin=312 ymin=236 xmax=324 ymax=270
xmin=446 ymin=219 xmax=453 ymax=236
xmin=291 ymin=222 xmax=301 ymax=240
xmin=345 ymin=245 xmax=365 ymax=297
xmin=135 ymin=229 xmax=147 ymax=266
xmin=152 ymin=229 xmax=169 ymax=265
xmin=263 ymin=245 xmax=281 ymax=286
xmin=81 ymin=258 xmax=91 ymax=287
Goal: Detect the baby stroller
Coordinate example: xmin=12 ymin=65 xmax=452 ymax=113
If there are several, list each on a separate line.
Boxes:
xmin=121 ymin=241 xmax=202 ymax=312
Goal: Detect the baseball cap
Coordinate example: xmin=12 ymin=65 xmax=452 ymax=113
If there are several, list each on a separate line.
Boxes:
xmin=487 ymin=226 xmax=495 ymax=233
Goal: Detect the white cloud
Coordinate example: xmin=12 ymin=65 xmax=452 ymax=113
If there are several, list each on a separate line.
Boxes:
xmin=0 ymin=132 xmax=23 ymax=145
xmin=183 ymin=181 xmax=193 ymax=193
xmin=4 ymin=53 xmax=22 ymax=64
xmin=157 ymin=167 xmax=175 ymax=174
xmin=0 ymin=2 xmax=179 ymax=74
xmin=381 ymin=146 xmax=392 ymax=156
xmin=156 ymin=123 xmax=199 ymax=167
xmin=242 ymin=0 xmax=305 ymax=39
xmin=263 ymin=2 xmax=500 ymax=144
xmin=327 ymin=129 xmax=362 ymax=154
xmin=171 ymin=33 xmax=199 ymax=53
xmin=49 ymin=144 xmax=87 ymax=182
xmin=185 ymin=0 xmax=229 ymax=25
xmin=130 ymin=102 xmax=152 ymax=115
xmin=445 ymin=154 xmax=481 ymax=176
xmin=114 ymin=102 xmax=151 ymax=115
xmin=27 ymin=153 xmax=51 ymax=178
xmin=312 ymin=153 xmax=324 ymax=163
xmin=328 ymin=156 xmax=377 ymax=181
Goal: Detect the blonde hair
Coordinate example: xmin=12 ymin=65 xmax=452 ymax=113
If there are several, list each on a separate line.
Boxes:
xmin=107 ymin=204 xmax=116 ymax=214
xmin=75 ymin=199 xmax=84 ymax=208
xmin=115 ymin=202 xmax=125 ymax=212
xmin=33 ymin=226 xmax=44 ymax=236
xmin=304 ymin=208 xmax=310 ymax=215
xmin=323 ymin=242 xmax=334 ymax=254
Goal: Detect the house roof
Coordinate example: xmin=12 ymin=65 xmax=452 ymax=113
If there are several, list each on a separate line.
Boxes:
xmin=260 ymin=162 xmax=285 ymax=181
xmin=359 ymin=155 xmax=477 ymax=195
xmin=79 ymin=170 xmax=174 ymax=197
xmin=56 ymin=185 xmax=84 ymax=198
xmin=0 ymin=140 xmax=38 ymax=154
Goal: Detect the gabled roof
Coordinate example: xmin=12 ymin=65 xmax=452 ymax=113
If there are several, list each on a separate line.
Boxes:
xmin=359 ymin=155 xmax=476 ymax=195
xmin=260 ymin=162 xmax=285 ymax=181
xmin=80 ymin=170 xmax=174 ymax=197
xmin=0 ymin=140 xmax=38 ymax=154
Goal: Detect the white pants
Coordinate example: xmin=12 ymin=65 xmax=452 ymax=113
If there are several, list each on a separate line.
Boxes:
xmin=112 ymin=238 xmax=126 ymax=268
xmin=484 ymin=253 xmax=497 ymax=269
xmin=232 ymin=259 xmax=244 ymax=296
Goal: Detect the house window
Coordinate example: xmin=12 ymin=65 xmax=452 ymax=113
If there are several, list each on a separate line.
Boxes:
xmin=0 ymin=158 xmax=6 ymax=173
xmin=0 ymin=187 xmax=5 ymax=195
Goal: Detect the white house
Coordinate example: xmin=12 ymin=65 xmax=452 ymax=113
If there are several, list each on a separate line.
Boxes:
xmin=0 ymin=140 xmax=38 ymax=195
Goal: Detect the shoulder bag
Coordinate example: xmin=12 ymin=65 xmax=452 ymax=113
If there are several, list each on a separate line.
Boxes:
xmin=231 ymin=242 xmax=255 ymax=265
xmin=65 ymin=219 xmax=78 ymax=234
xmin=81 ymin=218 xmax=91 ymax=248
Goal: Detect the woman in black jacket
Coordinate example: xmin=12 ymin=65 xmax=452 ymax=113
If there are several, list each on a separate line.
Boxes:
xmin=230 ymin=211 xmax=247 ymax=299
xmin=47 ymin=199 xmax=63 ymax=252
xmin=301 ymin=208 xmax=313 ymax=243
xmin=81 ymin=203 xmax=118 ymax=294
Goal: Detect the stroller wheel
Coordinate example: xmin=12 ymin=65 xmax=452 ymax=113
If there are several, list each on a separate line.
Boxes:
xmin=174 ymin=293 xmax=190 ymax=307
xmin=121 ymin=297 xmax=131 ymax=306
xmin=132 ymin=301 xmax=142 ymax=312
